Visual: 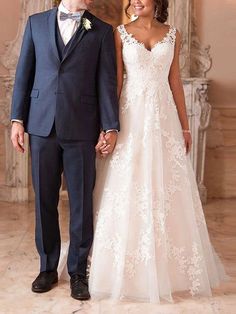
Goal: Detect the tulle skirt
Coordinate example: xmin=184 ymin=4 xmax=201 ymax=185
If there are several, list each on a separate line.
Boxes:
xmin=88 ymin=83 xmax=227 ymax=303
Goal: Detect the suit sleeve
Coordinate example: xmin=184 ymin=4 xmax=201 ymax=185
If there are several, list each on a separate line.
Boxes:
xmin=97 ymin=26 xmax=120 ymax=132
xmin=11 ymin=17 xmax=36 ymax=124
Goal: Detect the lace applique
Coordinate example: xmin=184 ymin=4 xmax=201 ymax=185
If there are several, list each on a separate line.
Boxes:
xmin=168 ymin=240 xmax=204 ymax=296
xmin=117 ymin=24 xmax=176 ymax=50
xmin=117 ymin=24 xmax=138 ymax=46
xmin=124 ymin=227 xmax=152 ymax=279
xmin=109 ymin=134 xmax=134 ymax=172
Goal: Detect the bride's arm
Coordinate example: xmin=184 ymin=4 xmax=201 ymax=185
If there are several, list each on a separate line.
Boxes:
xmin=169 ymin=30 xmax=189 ymax=131
xmin=114 ymin=29 xmax=124 ymax=99
xmin=169 ymin=30 xmax=192 ymax=153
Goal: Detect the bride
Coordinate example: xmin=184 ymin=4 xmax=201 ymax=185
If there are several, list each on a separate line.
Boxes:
xmin=87 ymin=0 xmax=226 ymax=303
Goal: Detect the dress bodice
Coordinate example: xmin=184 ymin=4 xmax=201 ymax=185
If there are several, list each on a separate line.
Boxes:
xmin=117 ymin=24 xmax=176 ymax=87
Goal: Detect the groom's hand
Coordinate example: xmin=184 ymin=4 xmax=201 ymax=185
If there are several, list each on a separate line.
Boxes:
xmin=11 ymin=122 xmax=25 ymax=153
xmin=96 ymin=131 xmax=107 ymax=158
xmin=103 ymin=131 xmax=117 ymax=154
xmin=95 ymin=131 xmax=118 ymax=158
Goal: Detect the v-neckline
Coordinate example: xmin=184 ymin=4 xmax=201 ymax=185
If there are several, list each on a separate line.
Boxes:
xmin=122 ymin=25 xmax=172 ymax=52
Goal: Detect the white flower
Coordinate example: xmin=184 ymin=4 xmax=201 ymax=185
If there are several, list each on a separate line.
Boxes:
xmin=82 ymin=18 xmax=92 ymax=30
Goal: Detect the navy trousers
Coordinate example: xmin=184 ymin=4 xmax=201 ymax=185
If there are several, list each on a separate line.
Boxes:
xmin=29 ymin=127 xmax=96 ymax=276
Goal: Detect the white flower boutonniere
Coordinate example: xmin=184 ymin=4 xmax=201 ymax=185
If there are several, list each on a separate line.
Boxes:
xmin=83 ymin=18 xmax=92 ymax=31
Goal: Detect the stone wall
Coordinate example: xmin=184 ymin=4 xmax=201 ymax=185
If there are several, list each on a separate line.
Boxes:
xmin=194 ymin=0 xmax=236 ymax=198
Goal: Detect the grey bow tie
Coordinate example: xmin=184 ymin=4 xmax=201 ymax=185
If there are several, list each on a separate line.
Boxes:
xmin=60 ymin=12 xmax=83 ymax=22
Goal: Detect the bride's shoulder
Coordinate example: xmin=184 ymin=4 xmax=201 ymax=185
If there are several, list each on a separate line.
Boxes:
xmin=115 ymin=24 xmax=124 ymax=37
xmin=116 ymin=24 xmax=124 ymax=31
xmin=116 ymin=23 xmax=129 ymax=37
xmin=163 ymin=24 xmax=181 ymax=46
xmin=168 ymin=25 xmax=181 ymax=41
xmin=162 ymin=23 xmax=171 ymax=30
xmin=117 ymin=22 xmax=136 ymax=32
xmin=160 ymin=24 xmax=180 ymax=40
xmin=115 ymin=23 xmax=134 ymax=45
xmin=156 ymin=23 xmax=175 ymax=33
xmin=114 ymin=25 xmax=125 ymax=44
xmin=165 ymin=24 xmax=179 ymax=34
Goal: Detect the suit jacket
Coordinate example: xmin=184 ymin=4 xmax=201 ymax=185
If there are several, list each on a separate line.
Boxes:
xmin=11 ymin=8 xmax=120 ymax=140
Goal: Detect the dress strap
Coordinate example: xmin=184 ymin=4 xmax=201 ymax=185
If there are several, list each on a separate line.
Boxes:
xmin=117 ymin=25 xmax=127 ymax=43
xmin=116 ymin=24 xmax=135 ymax=45
xmin=117 ymin=25 xmax=126 ymax=36
xmin=168 ymin=26 xmax=177 ymax=45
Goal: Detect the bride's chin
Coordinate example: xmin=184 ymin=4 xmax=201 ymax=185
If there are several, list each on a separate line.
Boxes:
xmin=133 ymin=10 xmax=153 ymax=18
xmin=134 ymin=10 xmax=144 ymax=15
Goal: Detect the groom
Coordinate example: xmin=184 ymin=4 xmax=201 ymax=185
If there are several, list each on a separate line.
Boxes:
xmin=10 ymin=0 xmax=119 ymax=300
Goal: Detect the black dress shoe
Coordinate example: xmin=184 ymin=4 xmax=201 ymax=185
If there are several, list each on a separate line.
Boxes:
xmin=32 ymin=271 xmax=58 ymax=293
xmin=70 ymin=274 xmax=90 ymax=300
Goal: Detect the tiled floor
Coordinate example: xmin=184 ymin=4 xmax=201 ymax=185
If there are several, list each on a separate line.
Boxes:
xmin=0 ymin=199 xmax=235 ymax=314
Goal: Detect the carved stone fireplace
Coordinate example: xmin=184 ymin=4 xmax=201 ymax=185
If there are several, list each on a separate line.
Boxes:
xmin=0 ymin=0 xmax=212 ymax=203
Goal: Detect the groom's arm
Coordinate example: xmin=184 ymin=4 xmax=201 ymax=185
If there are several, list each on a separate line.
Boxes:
xmin=11 ymin=17 xmax=36 ymax=125
xmin=11 ymin=17 xmax=36 ymax=153
xmin=97 ymin=25 xmax=120 ymax=133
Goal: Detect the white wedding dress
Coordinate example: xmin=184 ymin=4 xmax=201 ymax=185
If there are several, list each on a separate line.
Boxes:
xmin=87 ymin=25 xmax=226 ymax=303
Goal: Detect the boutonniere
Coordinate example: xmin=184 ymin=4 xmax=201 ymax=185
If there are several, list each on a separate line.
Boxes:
xmin=82 ymin=18 xmax=92 ymax=31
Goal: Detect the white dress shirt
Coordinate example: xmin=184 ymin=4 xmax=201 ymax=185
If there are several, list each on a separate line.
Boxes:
xmin=57 ymin=2 xmax=85 ymax=45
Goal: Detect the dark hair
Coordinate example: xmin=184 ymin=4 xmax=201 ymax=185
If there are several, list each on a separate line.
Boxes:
xmin=125 ymin=0 xmax=169 ymax=23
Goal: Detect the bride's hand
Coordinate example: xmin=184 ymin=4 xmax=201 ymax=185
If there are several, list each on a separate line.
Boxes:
xmin=183 ymin=131 xmax=192 ymax=154
xmin=95 ymin=131 xmax=109 ymax=158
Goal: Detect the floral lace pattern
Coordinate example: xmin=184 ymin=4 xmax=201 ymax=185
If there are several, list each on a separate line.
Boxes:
xmin=118 ymin=24 xmax=176 ymax=51
xmin=89 ymin=24 xmax=225 ymax=302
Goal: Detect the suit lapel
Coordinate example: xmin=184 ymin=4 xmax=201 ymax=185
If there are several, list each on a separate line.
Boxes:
xmin=61 ymin=10 xmax=94 ymax=63
xmin=48 ymin=7 xmax=60 ymax=62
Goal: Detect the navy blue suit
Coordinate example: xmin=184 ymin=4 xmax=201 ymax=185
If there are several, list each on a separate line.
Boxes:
xmin=11 ymin=8 xmax=120 ymax=275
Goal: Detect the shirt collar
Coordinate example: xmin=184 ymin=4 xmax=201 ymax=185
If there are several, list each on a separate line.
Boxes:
xmin=59 ymin=2 xmax=85 ymax=15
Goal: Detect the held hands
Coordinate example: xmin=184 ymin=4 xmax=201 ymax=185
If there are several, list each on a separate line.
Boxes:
xmin=11 ymin=122 xmax=25 ymax=153
xmin=95 ymin=129 xmax=192 ymax=157
xmin=95 ymin=131 xmax=118 ymax=158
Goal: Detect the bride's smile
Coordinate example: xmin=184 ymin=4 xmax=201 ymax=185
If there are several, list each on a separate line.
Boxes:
xmin=131 ymin=0 xmax=155 ymax=17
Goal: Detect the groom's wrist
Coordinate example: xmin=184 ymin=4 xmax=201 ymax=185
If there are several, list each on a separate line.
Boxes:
xmin=11 ymin=119 xmax=24 ymax=125
xmin=105 ymin=129 xmax=118 ymax=134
